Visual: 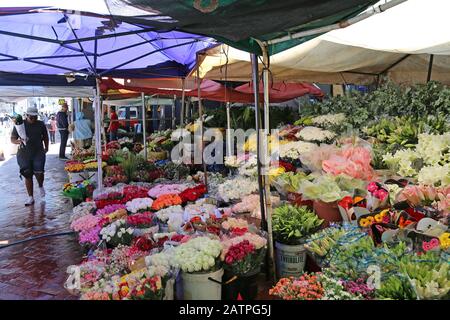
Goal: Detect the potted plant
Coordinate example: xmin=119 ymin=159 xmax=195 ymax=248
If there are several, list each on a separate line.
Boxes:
xmin=272 ymin=204 xmax=323 ymax=278
xmin=220 ymin=232 xmax=267 ymax=300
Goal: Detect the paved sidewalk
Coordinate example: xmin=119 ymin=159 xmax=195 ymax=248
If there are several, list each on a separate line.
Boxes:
xmin=0 ymin=143 xmax=82 ymax=300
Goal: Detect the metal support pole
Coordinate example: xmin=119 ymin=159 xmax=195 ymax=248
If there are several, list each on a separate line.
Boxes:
xmin=250 ymin=53 xmax=267 ymax=231
xmin=172 ymin=95 xmax=176 ymax=129
xmin=427 ymin=54 xmax=434 ymax=82
xmin=226 ymin=102 xmax=232 ymax=157
xmin=141 ymin=92 xmax=147 ymax=160
xmin=261 ymin=44 xmax=276 ymax=282
xmin=95 ymin=79 xmax=103 ymax=191
xmin=197 ymin=54 xmax=208 ymax=191
xmin=180 ymin=78 xmax=186 ymax=126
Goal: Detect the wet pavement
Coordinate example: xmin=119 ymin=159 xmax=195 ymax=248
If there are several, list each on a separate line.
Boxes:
xmin=0 ymin=142 xmax=82 ymax=300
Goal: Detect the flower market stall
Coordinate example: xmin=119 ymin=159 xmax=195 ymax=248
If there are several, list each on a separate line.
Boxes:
xmin=64 ymin=78 xmax=449 ymax=300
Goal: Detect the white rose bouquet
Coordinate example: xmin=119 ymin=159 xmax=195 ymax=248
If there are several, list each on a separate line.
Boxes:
xmin=126 ymin=197 xmax=153 ymax=214
xmin=100 ymin=219 xmax=134 ymax=247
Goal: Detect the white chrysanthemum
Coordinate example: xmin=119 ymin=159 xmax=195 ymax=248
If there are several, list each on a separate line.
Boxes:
xmin=296 ymin=126 xmax=336 ymax=142
xmin=311 ymin=113 xmax=346 ymax=128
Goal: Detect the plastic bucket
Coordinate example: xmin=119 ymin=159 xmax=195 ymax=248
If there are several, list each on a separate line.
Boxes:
xmin=222 ymin=268 xmax=260 ymax=300
xmin=313 ymin=200 xmax=342 ymax=228
xmin=179 ymin=268 xmax=224 ymax=300
xmin=275 ymin=242 xmax=306 ymax=278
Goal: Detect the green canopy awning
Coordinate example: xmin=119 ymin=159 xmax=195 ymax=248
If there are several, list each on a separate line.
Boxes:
xmin=110 ymin=0 xmax=378 ymax=55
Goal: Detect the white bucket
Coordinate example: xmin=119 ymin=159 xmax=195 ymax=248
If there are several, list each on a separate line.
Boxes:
xmin=180 ymin=268 xmax=224 ymax=300
xmin=275 ymin=241 xmax=306 ymax=279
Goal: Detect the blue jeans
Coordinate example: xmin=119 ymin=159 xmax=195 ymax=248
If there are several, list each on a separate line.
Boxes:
xmin=109 ymin=131 xmax=118 ymax=141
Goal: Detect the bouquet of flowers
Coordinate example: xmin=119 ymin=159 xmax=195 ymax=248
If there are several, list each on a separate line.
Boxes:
xmin=13 ymin=114 xmax=27 ymax=145
xmin=366 ymin=182 xmax=389 ymax=210
xmin=279 ymin=141 xmax=317 ymax=160
xmin=296 ymin=126 xmax=336 ymax=143
xmin=221 ymin=233 xmax=267 ymax=275
xmin=155 ymin=205 xmax=184 ymax=223
xmin=65 ymin=163 xmax=85 ymax=173
xmin=217 ymin=177 xmax=258 ymax=203
xmin=126 ymin=212 xmax=155 ymax=228
xmin=147 ymin=183 xmax=190 ymax=199
xmin=269 ymin=274 xmax=324 ymax=300
xmin=322 ymin=145 xmax=375 ymax=181
xmin=179 ymin=184 xmax=207 ymax=203
xmin=172 ymin=237 xmax=222 ymax=273
xmin=71 ymin=201 xmax=96 ymax=223
xmin=100 ymin=219 xmax=134 ymax=247
xmin=151 ymin=194 xmax=183 ymax=211
xmin=126 ymin=198 xmax=154 ymax=214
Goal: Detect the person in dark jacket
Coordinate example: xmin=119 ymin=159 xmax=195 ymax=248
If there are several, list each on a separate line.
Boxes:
xmin=56 ymin=103 xmax=69 ymax=160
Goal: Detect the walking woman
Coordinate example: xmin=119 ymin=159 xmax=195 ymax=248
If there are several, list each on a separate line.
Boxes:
xmin=11 ymin=106 xmax=49 ymax=206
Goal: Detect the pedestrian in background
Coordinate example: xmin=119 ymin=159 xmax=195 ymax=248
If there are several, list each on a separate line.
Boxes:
xmin=107 ymin=106 xmax=119 ymax=141
xmin=56 ymin=103 xmax=69 ymax=160
xmin=48 ymin=115 xmax=57 ymax=144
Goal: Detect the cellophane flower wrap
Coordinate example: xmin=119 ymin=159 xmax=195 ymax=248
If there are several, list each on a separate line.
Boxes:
xmin=322 ymin=145 xmax=375 ymax=181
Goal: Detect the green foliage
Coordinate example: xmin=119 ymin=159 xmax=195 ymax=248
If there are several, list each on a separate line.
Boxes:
xmin=200 ymin=105 xmax=299 ymax=130
xmin=299 ymin=81 xmax=450 ymax=131
xmin=376 ymin=276 xmax=417 ymax=300
xmin=272 ymin=204 xmax=323 ymax=245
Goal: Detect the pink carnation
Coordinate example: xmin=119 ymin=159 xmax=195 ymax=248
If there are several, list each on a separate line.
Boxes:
xmin=71 ymin=214 xmax=101 ymax=232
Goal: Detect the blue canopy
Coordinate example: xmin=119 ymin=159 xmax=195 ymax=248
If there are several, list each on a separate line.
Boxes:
xmin=0 ymin=10 xmax=216 ymax=77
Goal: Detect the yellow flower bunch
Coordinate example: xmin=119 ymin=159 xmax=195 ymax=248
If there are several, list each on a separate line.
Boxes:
xmin=84 ymin=161 xmax=107 ymax=170
xmin=268 ymin=166 xmax=286 ymax=183
xmin=244 ymin=134 xmax=280 ymax=152
xmin=107 ymin=209 xmax=128 ymax=222
xmin=439 ymin=232 xmax=450 ymax=250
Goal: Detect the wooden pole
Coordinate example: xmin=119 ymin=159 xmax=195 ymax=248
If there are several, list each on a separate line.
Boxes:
xmin=427 ymin=54 xmax=434 ymax=82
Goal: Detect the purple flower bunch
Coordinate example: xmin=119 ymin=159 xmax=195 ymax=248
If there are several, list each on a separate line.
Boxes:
xmin=342 ymin=278 xmax=375 ymax=299
xmin=96 ymin=204 xmax=126 ymax=216
xmin=79 ymin=225 xmax=102 ymax=245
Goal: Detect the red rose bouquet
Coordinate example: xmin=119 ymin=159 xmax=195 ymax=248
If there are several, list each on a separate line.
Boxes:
xmin=127 ymin=212 xmax=155 ymax=228
xmin=179 ymin=184 xmax=207 ymax=203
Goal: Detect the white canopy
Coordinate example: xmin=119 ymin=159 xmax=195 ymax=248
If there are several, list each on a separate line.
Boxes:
xmin=0 ymin=86 xmax=93 ymax=97
xmin=197 ymin=0 xmax=450 ymax=85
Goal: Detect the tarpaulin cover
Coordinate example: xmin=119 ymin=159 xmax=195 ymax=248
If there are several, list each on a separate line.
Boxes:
xmin=0 ymin=10 xmax=216 ymax=77
xmin=106 ymin=0 xmax=378 ymax=55
xmin=101 ymin=77 xmax=321 ymax=103
xmin=196 ymin=0 xmax=450 ymax=85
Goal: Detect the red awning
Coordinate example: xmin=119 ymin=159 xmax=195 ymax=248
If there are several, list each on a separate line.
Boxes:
xmin=235 ymin=82 xmax=323 ymax=102
xmin=100 ymin=78 xmax=322 ymax=103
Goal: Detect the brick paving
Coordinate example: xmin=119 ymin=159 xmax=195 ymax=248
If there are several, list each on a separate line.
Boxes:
xmin=0 ymin=142 xmax=83 ymax=300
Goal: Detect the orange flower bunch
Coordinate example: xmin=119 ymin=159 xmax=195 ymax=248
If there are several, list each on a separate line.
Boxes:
xmin=65 ymin=163 xmax=85 ymax=173
xmin=269 ymin=274 xmax=324 ymax=300
xmin=359 ymin=209 xmax=389 ymax=227
xmin=151 ymin=194 xmax=182 ymax=211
